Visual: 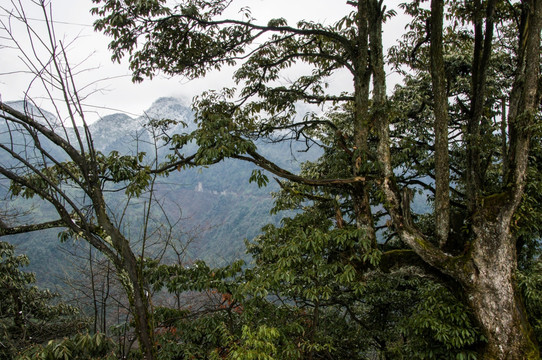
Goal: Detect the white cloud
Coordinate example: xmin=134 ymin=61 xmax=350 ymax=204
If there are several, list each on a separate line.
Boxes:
xmin=1 ymin=0 xmax=407 ymax=123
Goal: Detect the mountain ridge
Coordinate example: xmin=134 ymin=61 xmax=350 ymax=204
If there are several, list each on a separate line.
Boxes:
xmin=1 ymin=97 xmax=313 ymax=289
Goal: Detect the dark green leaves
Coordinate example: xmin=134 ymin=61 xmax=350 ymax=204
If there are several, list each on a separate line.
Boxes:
xmin=249 ymin=170 xmax=269 ymax=187
xmin=0 ymin=242 xmax=87 ymax=358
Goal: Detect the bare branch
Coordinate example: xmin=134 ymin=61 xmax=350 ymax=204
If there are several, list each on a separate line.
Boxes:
xmin=0 ymin=218 xmax=64 ymax=236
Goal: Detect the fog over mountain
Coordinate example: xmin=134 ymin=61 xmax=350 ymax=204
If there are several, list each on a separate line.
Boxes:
xmin=1 ymin=97 xmax=316 ymax=288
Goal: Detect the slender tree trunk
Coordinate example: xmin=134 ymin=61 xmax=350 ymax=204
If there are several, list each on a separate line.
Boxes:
xmin=92 ymin=193 xmax=156 ymax=359
xmin=120 ymin=243 xmax=155 ymax=360
xmin=352 ymin=0 xmax=376 ymax=247
xmin=429 ymin=0 xmax=450 ymax=247
xmin=102 ymin=263 xmax=111 ymax=333
xmin=89 ymin=246 xmax=99 ymax=334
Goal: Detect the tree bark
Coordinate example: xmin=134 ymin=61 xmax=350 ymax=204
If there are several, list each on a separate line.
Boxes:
xmin=429 ymin=0 xmax=450 ymax=247
xmin=370 ymin=0 xmax=542 ymax=358
xmin=465 ymin=219 xmax=538 ymax=359
xmin=463 ymin=2 xmax=541 ymax=357
xmin=351 ymin=0 xmax=377 ymax=247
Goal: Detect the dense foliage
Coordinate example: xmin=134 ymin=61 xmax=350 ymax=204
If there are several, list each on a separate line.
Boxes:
xmin=0 ymin=241 xmax=86 ymax=358
xmin=90 ymin=0 xmax=542 ymax=358
xmin=2 ymin=0 xmax=542 ymax=359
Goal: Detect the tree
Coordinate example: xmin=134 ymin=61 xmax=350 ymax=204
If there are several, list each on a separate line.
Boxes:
xmin=240 ymin=200 xmax=483 ymax=359
xmin=0 ymin=2 xmax=163 ymax=358
xmin=93 ymin=0 xmax=542 ymax=358
xmin=0 ymin=241 xmax=85 ymax=358
xmin=19 ymin=332 xmax=117 ymax=360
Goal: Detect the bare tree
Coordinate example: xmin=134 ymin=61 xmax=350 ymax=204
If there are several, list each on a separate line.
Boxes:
xmin=0 ymin=1 xmax=158 ymax=358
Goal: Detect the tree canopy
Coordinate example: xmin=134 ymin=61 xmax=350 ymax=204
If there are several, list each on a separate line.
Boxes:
xmin=0 ymin=241 xmax=87 ymax=358
xmin=91 ymin=0 xmax=542 ymax=358
xmin=1 ymin=0 xmax=542 ymax=359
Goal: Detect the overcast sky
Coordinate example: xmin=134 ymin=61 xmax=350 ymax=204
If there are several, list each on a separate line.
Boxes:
xmin=0 ymin=0 xmax=407 ymax=123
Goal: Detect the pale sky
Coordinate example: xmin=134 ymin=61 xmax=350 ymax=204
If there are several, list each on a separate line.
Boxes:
xmin=0 ymin=0 xmax=407 ymax=123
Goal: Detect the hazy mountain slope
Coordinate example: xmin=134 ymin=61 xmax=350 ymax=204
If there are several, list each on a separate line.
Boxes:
xmin=1 ymin=98 xmax=315 ymax=287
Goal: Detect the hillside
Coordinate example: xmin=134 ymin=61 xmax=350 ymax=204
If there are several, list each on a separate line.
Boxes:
xmin=1 ymin=97 xmax=316 ymax=288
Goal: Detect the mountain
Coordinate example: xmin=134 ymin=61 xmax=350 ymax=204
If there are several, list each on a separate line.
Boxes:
xmin=87 ymin=97 xmax=196 ymax=154
xmin=88 ymin=113 xmax=141 ymax=152
xmin=1 ymin=97 xmax=317 ymax=288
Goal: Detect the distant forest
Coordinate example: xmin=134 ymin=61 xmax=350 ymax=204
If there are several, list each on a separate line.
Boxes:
xmin=2 ymin=1 xmax=542 ymax=359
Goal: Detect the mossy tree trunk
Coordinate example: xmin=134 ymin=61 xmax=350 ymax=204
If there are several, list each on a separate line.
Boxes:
xmin=90 ymin=0 xmax=542 ymax=357
xmin=373 ymin=0 xmax=542 ymax=358
xmin=465 ymin=220 xmax=537 ymax=359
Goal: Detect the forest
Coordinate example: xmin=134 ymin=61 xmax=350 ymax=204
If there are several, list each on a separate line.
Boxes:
xmin=1 ymin=0 xmax=542 ymax=359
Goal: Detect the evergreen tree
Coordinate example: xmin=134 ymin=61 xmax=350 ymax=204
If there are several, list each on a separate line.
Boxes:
xmin=0 ymin=241 xmax=85 ymax=358
xmin=92 ymin=1 xmax=542 ymax=358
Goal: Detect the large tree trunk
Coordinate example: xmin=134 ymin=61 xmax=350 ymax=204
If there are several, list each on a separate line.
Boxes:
xmin=463 ymin=1 xmax=542 ymax=357
xmin=351 ymin=0 xmax=377 ymax=247
xmin=465 ymin=219 xmax=538 ymax=359
xmin=429 ymin=0 xmax=451 ymax=248
xmin=375 ymin=0 xmax=542 ymax=357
